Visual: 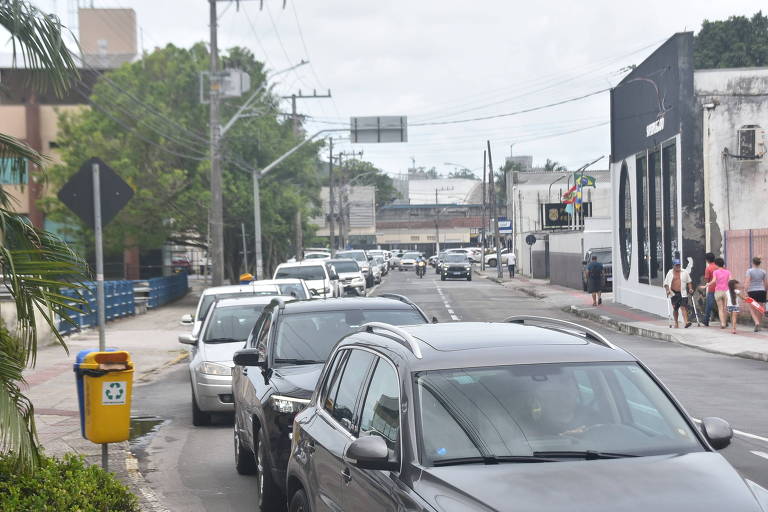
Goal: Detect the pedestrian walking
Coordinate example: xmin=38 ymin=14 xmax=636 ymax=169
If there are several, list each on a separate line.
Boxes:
xmin=744 ymin=256 xmax=767 ymax=332
xmin=727 ymin=279 xmax=743 ymax=335
xmin=584 ymin=255 xmax=604 ymax=306
xmin=663 ymin=259 xmax=693 ymax=328
xmin=701 ymin=257 xmax=731 ymax=329
xmin=507 ymin=251 xmax=517 ymax=278
xmin=702 ymin=253 xmax=717 ymax=326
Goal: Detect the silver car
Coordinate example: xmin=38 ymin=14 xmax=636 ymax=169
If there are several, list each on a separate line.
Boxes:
xmin=179 ymin=295 xmax=293 ymax=425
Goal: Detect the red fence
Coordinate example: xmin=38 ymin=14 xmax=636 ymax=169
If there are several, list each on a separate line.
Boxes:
xmin=724 ymin=228 xmax=768 ymax=282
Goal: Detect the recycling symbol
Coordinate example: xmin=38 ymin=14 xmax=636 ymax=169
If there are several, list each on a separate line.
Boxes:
xmin=102 ymin=381 xmax=126 ymax=405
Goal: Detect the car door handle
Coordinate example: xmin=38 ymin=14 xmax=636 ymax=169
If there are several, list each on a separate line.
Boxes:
xmin=341 ymin=467 xmax=352 ymax=484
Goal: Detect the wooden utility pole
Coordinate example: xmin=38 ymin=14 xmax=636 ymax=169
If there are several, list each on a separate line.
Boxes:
xmin=281 ymin=89 xmax=332 ymax=135
xmin=481 ymin=150 xmax=487 ymax=271
xmin=487 ymin=141 xmax=503 ymax=279
xmin=328 ymin=138 xmax=336 ymax=256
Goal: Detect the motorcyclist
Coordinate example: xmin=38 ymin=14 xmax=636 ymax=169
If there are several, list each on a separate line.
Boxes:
xmin=416 ymin=255 xmax=427 ymax=277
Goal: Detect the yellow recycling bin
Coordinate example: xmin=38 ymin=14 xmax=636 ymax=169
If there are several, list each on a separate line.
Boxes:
xmin=77 ymin=350 xmax=134 ymax=444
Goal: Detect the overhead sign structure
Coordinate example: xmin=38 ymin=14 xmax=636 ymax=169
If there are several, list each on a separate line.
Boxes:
xmin=58 ymin=157 xmax=134 ymax=230
xmin=350 ymin=116 xmax=408 ymax=143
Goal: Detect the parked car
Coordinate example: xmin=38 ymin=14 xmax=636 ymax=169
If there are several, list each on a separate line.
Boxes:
xmin=325 ymin=258 xmax=366 ymax=296
xmin=336 ymin=250 xmax=374 ymax=287
xmin=441 ymin=252 xmax=473 ymax=281
xmin=391 ymin=251 xmax=404 ymax=269
xmin=399 ymin=251 xmax=421 ymax=271
xmin=230 ymin=296 xmax=430 ymax=510
xmin=582 ymin=247 xmax=613 ymax=292
xmin=484 ymin=247 xmax=511 ymax=267
xmin=446 ymin=247 xmax=480 ymax=263
xmin=252 ymin=278 xmax=312 ymax=300
xmin=434 ymin=251 xmax=447 ymax=274
xmin=372 ymin=255 xmax=388 ymax=278
xmin=367 ymin=249 xmax=388 ymax=269
xmin=286 ymin=316 xmax=767 ymax=512
xmin=273 ymin=261 xmax=341 ymax=298
xmin=286 ymin=250 xmax=331 ymax=263
xmin=180 ymin=283 xmax=283 ymax=338
xmin=178 ymin=295 xmax=293 ymax=426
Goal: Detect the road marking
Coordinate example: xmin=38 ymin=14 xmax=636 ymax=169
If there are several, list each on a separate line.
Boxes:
xmin=435 ymin=283 xmax=460 ymax=321
xmin=450 ymin=314 xmax=460 ymax=321
xmin=692 ymin=418 xmax=768 ymax=444
xmin=751 ymin=451 xmax=768 ymax=461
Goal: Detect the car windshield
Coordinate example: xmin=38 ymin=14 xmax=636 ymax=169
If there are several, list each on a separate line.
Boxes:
xmin=275 ymin=265 xmax=326 ymax=281
xmin=203 ymin=304 xmax=266 ymax=343
xmin=276 ymin=283 xmax=308 ymax=299
xmin=331 ymin=261 xmax=360 ymax=273
xmin=197 ymin=290 xmax=277 ymax=321
xmin=591 ymin=251 xmax=612 ymax=264
xmin=445 ymin=254 xmax=468 ymax=263
xmin=374 ymin=257 xmax=385 ymax=264
xmin=415 ymin=362 xmax=701 ymax=466
xmin=337 ymin=251 xmax=366 ymax=262
xmin=305 ymin=253 xmax=329 ymax=259
xmin=273 ymin=309 xmax=426 ymax=364
xmin=403 ymin=252 xmax=421 ymax=259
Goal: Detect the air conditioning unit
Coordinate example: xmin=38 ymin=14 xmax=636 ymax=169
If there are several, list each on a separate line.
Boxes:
xmin=737 ymin=125 xmax=766 ymax=160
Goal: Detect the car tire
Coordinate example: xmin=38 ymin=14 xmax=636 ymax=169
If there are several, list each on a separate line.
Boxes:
xmin=289 ymin=488 xmax=310 ymax=512
xmin=488 ymin=258 xmax=497 ymax=267
xmin=234 ymin=426 xmax=257 ymax=475
xmin=441 ymin=275 xmax=446 ymax=281
xmin=191 ymin=387 xmax=211 ymax=426
xmin=256 ymin=430 xmax=283 ymax=510
xmin=467 ymin=274 xmax=472 ymax=281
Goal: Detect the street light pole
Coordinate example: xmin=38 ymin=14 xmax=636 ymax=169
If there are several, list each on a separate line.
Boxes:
xmin=209 ymin=0 xmax=224 ymax=285
xmin=481 ymin=150 xmax=487 ymax=271
xmin=435 ymin=188 xmax=440 ymax=255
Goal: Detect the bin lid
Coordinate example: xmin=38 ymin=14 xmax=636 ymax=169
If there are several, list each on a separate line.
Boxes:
xmin=75 ymin=348 xmax=115 ymax=366
xmin=79 ymin=350 xmax=134 ymax=371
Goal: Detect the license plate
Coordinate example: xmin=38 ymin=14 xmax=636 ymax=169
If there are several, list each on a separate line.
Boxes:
xmin=607 ymin=277 xmax=612 ymax=282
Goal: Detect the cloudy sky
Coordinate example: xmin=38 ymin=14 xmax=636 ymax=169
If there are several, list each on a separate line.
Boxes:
xmin=11 ymin=1 xmax=768 ymax=177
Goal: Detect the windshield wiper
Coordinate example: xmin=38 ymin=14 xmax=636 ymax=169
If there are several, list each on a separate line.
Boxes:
xmin=432 ymin=455 xmax=558 ymax=467
xmin=274 ymin=358 xmax=324 ymax=365
xmin=203 ymin=337 xmax=242 ymax=344
xmin=532 ymin=450 xmax=638 ymax=460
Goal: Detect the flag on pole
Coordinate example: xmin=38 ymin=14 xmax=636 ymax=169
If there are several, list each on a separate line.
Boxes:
xmin=579 ymin=175 xmax=597 ymax=187
xmin=564 ymin=203 xmax=574 ymax=215
xmin=562 ymin=185 xmax=577 ymax=203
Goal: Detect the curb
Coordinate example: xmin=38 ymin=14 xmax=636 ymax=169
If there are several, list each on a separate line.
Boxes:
xmin=136 ymin=351 xmax=189 ymax=383
xmin=125 ymin=451 xmax=170 ymax=512
xmin=474 ymin=269 xmax=547 ymax=299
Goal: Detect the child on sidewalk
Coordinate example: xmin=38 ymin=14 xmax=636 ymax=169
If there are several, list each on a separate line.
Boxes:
xmin=727 ymin=279 xmax=742 ymax=335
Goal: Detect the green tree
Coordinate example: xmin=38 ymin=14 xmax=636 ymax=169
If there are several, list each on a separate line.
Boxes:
xmin=408 ymin=166 xmax=441 ymax=179
xmin=694 ymin=12 xmax=768 ymax=69
xmin=0 ymin=0 xmax=88 ymax=470
xmin=447 ymin=168 xmax=479 ymax=180
xmin=43 ymin=44 xmax=321 ymax=281
xmin=542 ymin=158 xmax=567 ymax=172
xmin=336 ymin=159 xmax=399 ymax=208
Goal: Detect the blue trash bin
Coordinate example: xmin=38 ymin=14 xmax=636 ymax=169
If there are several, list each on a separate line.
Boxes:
xmin=73 ymin=348 xmax=116 ymax=438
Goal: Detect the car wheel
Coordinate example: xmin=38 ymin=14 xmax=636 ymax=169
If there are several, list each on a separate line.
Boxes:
xmin=289 ymin=488 xmax=310 ymax=512
xmin=467 ymin=274 xmax=472 ymax=281
xmin=488 ymin=258 xmax=497 ymax=267
xmin=234 ymin=425 xmax=257 ymax=474
xmin=191 ymin=387 xmax=211 ymax=426
xmin=256 ymin=430 xmax=283 ymax=510
xmin=441 ymin=275 xmax=446 ymax=281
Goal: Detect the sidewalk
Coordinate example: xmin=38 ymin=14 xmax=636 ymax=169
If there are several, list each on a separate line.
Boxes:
xmin=20 ymin=284 xmax=201 ymax=512
xmin=475 ymin=267 xmax=768 ymax=362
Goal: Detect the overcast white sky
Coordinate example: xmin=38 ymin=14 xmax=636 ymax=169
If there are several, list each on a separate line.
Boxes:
xmin=11 ymin=1 xmax=768 ymax=177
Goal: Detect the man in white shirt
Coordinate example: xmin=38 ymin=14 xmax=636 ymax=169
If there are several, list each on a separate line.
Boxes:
xmin=663 ymin=259 xmax=693 ymax=328
xmin=506 ymin=251 xmax=517 ymax=279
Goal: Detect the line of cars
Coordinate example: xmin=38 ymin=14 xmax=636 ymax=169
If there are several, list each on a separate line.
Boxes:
xmin=176 ymin=256 xmax=768 ymax=511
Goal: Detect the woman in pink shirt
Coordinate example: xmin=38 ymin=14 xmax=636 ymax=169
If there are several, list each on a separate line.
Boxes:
xmin=702 ymin=257 xmax=731 ymax=329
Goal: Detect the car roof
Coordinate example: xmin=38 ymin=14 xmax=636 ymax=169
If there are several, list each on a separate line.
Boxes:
xmin=326 ymin=258 xmax=357 ymax=263
xmin=281 ymin=296 xmax=420 ymax=314
xmin=255 ymin=278 xmax=305 ymax=285
xmin=201 ymin=283 xmax=277 ymax=296
xmin=343 ymin=322 xmax=635 ymax=371
xmin=276 ymin=261 xmax=328 ymax=268
xmin=214 ymin=295 xmax=295 ymax=308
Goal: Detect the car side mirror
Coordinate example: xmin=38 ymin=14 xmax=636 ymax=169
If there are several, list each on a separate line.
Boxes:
xmin=344 ymin=435 xmax=399 ymax=471
xmin=431 ymin=316 xmax=439 ymax=324
xmin=700 ymin=417 xmax=733 ymax=450
xmin=233 ymin=348 xmax=265 ymax=367
xmin=178 ymin=333 xmax=197 ymax=345
xmin=180 ymin=314 xmax=193 ymax=325
xmin=367 ymin=255 xmax=373 ymax=261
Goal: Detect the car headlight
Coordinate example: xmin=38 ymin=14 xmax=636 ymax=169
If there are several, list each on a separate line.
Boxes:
xmin=465 ymin=265 xmax=472 ymax=270
xmin=270 ymin=395 xmax=310 ymax=414
xmin=198 ymin=362 xmax=232 ymax=376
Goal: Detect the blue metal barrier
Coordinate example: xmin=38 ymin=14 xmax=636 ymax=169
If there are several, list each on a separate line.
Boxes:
xmin=57 ymin=273 xmax=188 ymax=335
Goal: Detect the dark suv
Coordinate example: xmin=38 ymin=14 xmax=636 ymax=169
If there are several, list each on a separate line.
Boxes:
xmin=286 ymin=317 xmax=768 ymax=512
xmin=231 ymin=295 xmax=429 ymax=510
xmin=440 ymin=252 xmax=472 ymax=281
xmin=582 ymin=247 xmax=612 ymax=292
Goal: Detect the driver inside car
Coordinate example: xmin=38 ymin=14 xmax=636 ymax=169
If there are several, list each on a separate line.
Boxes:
xmin=528 ymin=371 xmax=592 ymax=437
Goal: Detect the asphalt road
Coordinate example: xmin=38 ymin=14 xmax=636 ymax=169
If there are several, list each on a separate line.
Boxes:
xmin=132 ymin=268 xmax=768 ymax=511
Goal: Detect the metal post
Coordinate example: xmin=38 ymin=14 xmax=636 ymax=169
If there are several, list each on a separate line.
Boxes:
xmin=487 ymin=141 xmax=503 ymax=279
xmin=91 ymin=162 xmax=108 ymax=471
xmin=481 ymin=150 xmax=486 ymax=271
xmin=294 ymin=210 xmax=304 ymax=261
xmin=328 ymin=138 xmax=336 ymax=256
xmin=241 ymin=222 xmax=248 ymax=272
xmin=209 ymin=0 xmax=224 ymax=285
xmin=435 ymin=188 xmax=440 ymax=255
xmin=252 ymin=169 xmax=263 ymax=279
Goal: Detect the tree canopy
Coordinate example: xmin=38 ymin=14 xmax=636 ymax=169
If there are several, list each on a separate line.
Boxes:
xmin=694 ymin=11 xmax=768 ymax=69
xmin=408 ymin=166 xmax=441 ymax=179
xmin=447 ymin=168 xmax=479 ymax=180
xmin=335 ymin=158 xmax=399 ymax=208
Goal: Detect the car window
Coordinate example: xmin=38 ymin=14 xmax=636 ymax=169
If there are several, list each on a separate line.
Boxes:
xmin=328 ymin=350 xmax=375 ymax=433
xmin=275 ymin=265 xmax=327 ymax=281
xmin=276 ymin=283 xmax=308 ymax=299
xmin=403 ymin=252 xmax=420 ymax=259
xmin=203 ymin=304 xmax=266 ymax=343
xmin=445 ymin=254 xmax=468 ymax=263
xmin=273 ymin=309 xmax=426 ymax=364
xmin=359 ymin=358 xmax=400 ymax=451
xmin=591 ymin=251 xmax=612 ymax=264
xmin=331 ymin=260 xmax=360 ymax=273
xmin=255 ymin=313 xmax=273 ymax=360
xmin=321 ymin=350 xmax=347 ymax=409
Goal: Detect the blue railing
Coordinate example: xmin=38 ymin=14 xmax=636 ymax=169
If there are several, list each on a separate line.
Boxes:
xmin=57 ymin=273 xmax=188 ymax=335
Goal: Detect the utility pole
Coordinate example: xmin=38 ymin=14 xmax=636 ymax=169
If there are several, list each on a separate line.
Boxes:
xmin=241 ymin=222 xmax=248 ymax=272
xmin=209 ymin=0 xmax=224 ymax=285
xmin=328 ymin=138 xmax=336 ymax=256
xmin=435 ymin=188 xmax=441 ymax=255
xmin=294 ymin=210 xmax=304 ymax=261
xmin=252 ymin=169 xmax=263 ymax=278
xmin=487 ymin=141 xmax=503 ymax=279
xmin=481 ymin=150 xmax=487 ymax=271
xmin=281 ymin=89 xmax=332 ymax=135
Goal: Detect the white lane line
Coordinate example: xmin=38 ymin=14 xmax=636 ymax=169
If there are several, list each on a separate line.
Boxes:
xmin=450 ymin=314 xmax=460 ymax=321
xmin=751 ymin=451 xmax=768 ymax=461
xmin=447 ymin=309 xmax=455 ymax=315
xmin=435 ymin=283 xmax=460 ymax=321
xmin=692 ymin=418 xmax=768 ymax=444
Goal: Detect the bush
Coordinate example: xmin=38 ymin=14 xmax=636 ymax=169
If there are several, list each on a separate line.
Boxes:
xmin=0 ymin=453 xmax=139 ymax=511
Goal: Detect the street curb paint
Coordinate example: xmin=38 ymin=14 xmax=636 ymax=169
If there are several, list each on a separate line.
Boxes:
xmin=125 ymin=451 xmax=170 ymax=512
xmin=136 ymin=351 xmax=189 ymax=383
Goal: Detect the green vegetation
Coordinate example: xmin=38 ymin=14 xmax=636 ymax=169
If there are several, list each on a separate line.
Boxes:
xmin=0 ymin=453 xmax=139 ymax=511
xmin=336 ymin=159 xmax=400 ymax=208
xmin=447 ymin=168 xmax=479 ymax=180
xmin=694 ymin=11 xmax=768 ymax=69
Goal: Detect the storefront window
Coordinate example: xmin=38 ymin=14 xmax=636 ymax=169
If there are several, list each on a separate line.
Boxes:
xmin=662 ymin=142 xmax=678 ymax=274
xmin=649 ymin=148 xmax=663 ymax=286
xmin=636 ymin=155 xmax=649 ymax=284
xmin=619 ymin=162 xmax=631 ymax=279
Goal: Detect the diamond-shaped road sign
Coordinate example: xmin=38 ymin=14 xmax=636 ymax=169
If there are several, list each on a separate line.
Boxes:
xmin=58 ymin=157 xmax=133 ymax=230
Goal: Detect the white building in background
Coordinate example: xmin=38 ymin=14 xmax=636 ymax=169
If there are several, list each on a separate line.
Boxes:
xmin=312 ymin=186 xmax=376 ymax=247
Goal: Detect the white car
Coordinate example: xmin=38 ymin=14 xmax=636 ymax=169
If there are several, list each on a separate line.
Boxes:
xmin=336 ymin=250 xmax=374 ymax=287
xmin=180 ymin=283 xmax=283 ymax=338
xmin=286 ymin=251 xmax=331 ymax=263
xmin=484 ymin=248 xmax=511 ymax=267
xmin=446 ymin=247 xmax=481 ymax=263
xmin=367 ymin=249 xmax=389 ymax=269
xmin=372 ymin=255 xmax=388 ymax=278
xmin=179 ymin=295 xmax=294 ymax=425
xmin=326 ymin=258 xmax=366 ymax=296
xmin=251 ymin=278 xmax=312 ymax=299
xmin=273 ymin=261 xmax=340 ymax=297
xmin=399 ymin=251 xmax=421 ymax=271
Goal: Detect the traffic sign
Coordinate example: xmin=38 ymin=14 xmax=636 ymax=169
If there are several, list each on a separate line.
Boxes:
xmin=498 ymin=216 xmax=512 ymax=234
xmin=58 ymin=157 xmax=133 ymax=230
xmin=525 ymin=234 xmax=537 ymax=246
xmin=350 ymin=116 xmax=408 ymax=143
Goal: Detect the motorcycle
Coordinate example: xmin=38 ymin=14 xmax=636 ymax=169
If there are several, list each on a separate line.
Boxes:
xmin=416 ymin=260 xmax=426 ymax=278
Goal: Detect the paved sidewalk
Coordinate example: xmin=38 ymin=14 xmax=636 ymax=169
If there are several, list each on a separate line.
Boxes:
xmin=475 ymin=267 xmax=768 ymax=362
xmin=20 ymin=285 xmax=201 ymax=512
